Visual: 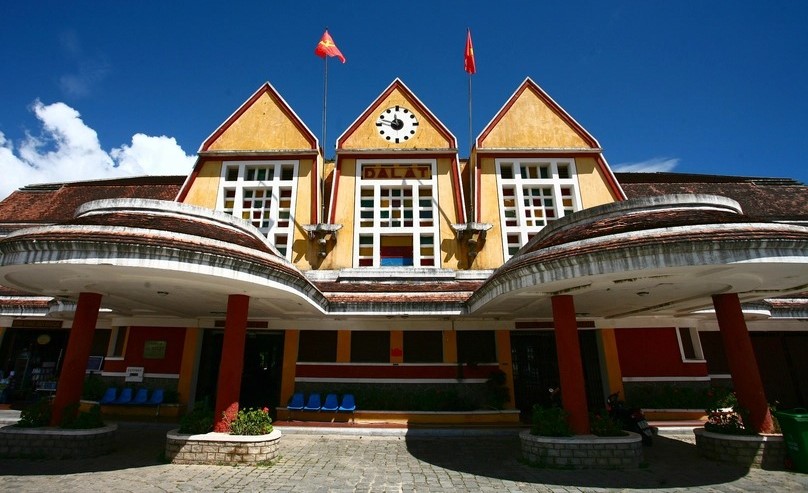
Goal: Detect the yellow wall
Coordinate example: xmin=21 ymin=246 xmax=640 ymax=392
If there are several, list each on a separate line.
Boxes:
xmin=473 ymin=156 xmax=506 ymax=269
xmin=340 ymin=90 xmax=452 ymax=150
xmin=496 ymin=330 xmax=516 ymax=409
xmin=598 ymin=328 xmax=625 ymax=397
xmin=479 ymin=87 xmax=591 ymax=149
xmin=322 ymin=158 xmax=357 ymax=270
xmin=280 ymin=330 xmax=299 ymax=407
xmin=336 ymin=330 xmax=351 ymax=363
xmin=390 ymin=330 xmax=403 ymax=364
xmin=182 ymin=161 xmax=222 ymax=209
xmin=177 ymin=327 xmax=202 ymax=406
xmin=289 ymin=157 xmax=317 ymax=270
xmin=442 ymin=330 xmax=457 ymax=363
xmin=207 ymin=92 xmax=312 ymax=151
xmin=576 ymin=156 xmax=619 ymax=208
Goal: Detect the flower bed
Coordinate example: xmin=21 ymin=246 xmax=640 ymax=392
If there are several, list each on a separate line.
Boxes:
xmin=520 ymin=430 xmax=644 ymax=469
xmin=694 ymin=428 xmax=786 ymax=470
xmin=0 ymin=424 xmax=117 ymax=459
xmin=165 ymin=428 xmax=282 ymax=465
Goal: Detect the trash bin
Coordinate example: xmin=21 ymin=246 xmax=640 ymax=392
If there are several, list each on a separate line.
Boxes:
xmin=776 ymin=408 xmax=808 ymax=473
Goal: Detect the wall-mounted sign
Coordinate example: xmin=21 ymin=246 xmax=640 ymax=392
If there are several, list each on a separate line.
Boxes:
xmin=143 ymin=340 xmax=167 ymax=359
xmin=125 ymin=366 xmax=144 ymax=383
xmin=362 ymin=164 xmax=431 ymax=180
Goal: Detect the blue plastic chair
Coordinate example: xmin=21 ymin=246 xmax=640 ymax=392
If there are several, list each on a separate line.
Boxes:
xmin=148 ymin=388 xmax=164 ymax=405
xmin=338 ymin=394 xmax=356 ymax=412
xmin=130 ymin=388 xmax=149 ymax=405
xmin=98 ymin=387 xmax=117 ymax=404
xmin=321 ymin=393 xmax=339 ymax=412
xmin=303 ymin=393 xmax=322 ymax=411
xmin=287 ymin=392 xmax=305 ymax=411
xmin=113 ymin=387 xmax=133 ymax=405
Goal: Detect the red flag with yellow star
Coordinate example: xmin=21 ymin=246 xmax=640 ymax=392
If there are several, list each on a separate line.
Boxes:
xmin=315 ymin=30 xmax=346 ymax=63
xmin=464 ymin=29 xmax=476 ymax=74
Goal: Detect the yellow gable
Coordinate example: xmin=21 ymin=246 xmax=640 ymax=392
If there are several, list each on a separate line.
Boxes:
xmin=479 ymin=84 xmax=593 ymax=149
xmin=205 ymin=89 xmax=314 ymax=152
xmin=339 ymin=86 xmax=454 ymax=151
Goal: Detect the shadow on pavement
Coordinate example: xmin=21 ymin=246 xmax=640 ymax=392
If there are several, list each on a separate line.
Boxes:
xmin=405 ymin=433 xmax=750 ymax=489
xmin=0 ymin=421 xmax=175 ymax=476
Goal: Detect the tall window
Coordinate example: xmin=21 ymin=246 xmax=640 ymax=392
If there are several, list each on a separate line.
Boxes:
xmin=354 ymin=160 xmax=439 ymax=267
xmin=218 ymin=161 xmax=298 ymax=259
xmin=496 ymin=158 xmax=581 ymax=259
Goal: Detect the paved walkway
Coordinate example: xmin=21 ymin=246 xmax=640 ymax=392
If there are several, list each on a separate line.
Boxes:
xmin=1 ymin=420 xmax=807 ymax=492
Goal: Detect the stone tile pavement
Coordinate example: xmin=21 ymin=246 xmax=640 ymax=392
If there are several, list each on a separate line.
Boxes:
xmin=0 ymin=420 xmax=807 ymax=492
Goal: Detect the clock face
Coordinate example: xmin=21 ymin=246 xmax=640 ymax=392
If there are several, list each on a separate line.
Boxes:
xmin=376 ymin=105 xmax=418 ymax=143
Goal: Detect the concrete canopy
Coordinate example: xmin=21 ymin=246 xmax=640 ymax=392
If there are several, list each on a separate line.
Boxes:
xmin=467 ymin=195 xmax=808 ymax=321
xmin=0 ymin=199 xmax=327 ymax=321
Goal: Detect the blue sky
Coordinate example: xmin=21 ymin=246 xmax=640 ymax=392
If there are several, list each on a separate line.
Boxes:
xmin=1 ymin=1 xmax=807 ymax=200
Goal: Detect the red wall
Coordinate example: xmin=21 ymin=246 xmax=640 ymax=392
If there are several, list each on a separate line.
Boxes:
xmin=296 ymin=363 xmax=500 ymax=380
xmin=104 ymin=326 xmax=186 ymax=375
xmin=615 ymin=328 xmax=707 ymax=378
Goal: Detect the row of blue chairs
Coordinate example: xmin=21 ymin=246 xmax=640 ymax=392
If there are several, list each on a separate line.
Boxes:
xmin=287 ymin=392 xmax=355 ymax=412
xmin=98 ymin=387 xmax=164 ymax=406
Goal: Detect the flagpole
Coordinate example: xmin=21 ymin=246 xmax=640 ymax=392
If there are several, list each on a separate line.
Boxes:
xmin=468 ymin=70 xmax=474 ymax=224
xmin=321 ymin=53 xmax=328 ymax=224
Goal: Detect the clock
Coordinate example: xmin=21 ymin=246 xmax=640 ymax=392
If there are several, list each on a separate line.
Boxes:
xmin=375 ymin=105 xmax=418 ymax=143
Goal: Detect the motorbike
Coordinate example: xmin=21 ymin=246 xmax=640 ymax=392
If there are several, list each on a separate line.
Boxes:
xmin=606 ymin=391 xmax=656 ymax=445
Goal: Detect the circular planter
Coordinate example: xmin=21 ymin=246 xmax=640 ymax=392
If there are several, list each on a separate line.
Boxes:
xmin=165 ymin=428 xmax=282 ymax=465
xmin=520 ymin=430 xmax=644 ymax=468
xmin=0 ymin=424 xmax=117 ymax=459
xmin=694 ymin=428 xmax=786 ymax=470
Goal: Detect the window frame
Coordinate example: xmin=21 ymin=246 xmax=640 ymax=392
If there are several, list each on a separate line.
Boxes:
xmin=353 ymin=158 xmax=440 ymax=268
xmin=495 ymin=158 xmax=583 ymax=260
xmin=217 ymin=160 xmax=299 ymax=260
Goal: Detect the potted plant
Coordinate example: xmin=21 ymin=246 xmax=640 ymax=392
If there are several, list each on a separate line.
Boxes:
xmin=166 ymin=402 xmax=281 ymax=465
xmin=520 ymin=403 xmax=643 ymax=469
xmin=694 ymin=390 xmax=787 ymax=469
xmin=0 ymin=399 xmax=116 ymax=459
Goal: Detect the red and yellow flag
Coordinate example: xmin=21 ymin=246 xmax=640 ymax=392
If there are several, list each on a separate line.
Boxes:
xmin=464 ymin=29 xmax=476 ymax=74
xmin=315 ymin=30 xmax=346 ymax=63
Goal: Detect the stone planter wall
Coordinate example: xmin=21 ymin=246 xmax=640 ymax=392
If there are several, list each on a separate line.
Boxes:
xmin=165 ymin=428 xmax=282 ymax=465
xmin=0 ymin=424 xmax=117 ymax=459
xmin=694 ymin=428 xmax=786 ymax=470
xmin=520 ymin=430 xmax=644 ymax=469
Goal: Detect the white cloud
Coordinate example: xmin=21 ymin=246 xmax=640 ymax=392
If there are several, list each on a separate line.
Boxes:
xmin=0 ymin=101 xmax=196 ymax=201
xmin=612 ymin=157 xmax=679 ymax=173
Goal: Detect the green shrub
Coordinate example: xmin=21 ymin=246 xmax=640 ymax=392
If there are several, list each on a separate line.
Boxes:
xmin=227 ymin=407 xmax=273 ymax=436
xmin=589 ymin=409 xmax=627 ymax=437
xmin=484 ymin=370 xmax=510 ymax=409
xmin=625 ymin=383 xmax=732 ymax=409
xmin=82 ymin=374 xmax=107 ymax=401
xmin=60 ymin=403 xmax=105 ymax=429
xmin=16 ymin=399 xmax=51 ymax=428
xmin=704 ymin=391 xmax=755 ymax=435
xmin=162 ymin=389 xmax=179 ymax=404
xmin=530 ymin=404 xmax=573 ymax=437
xmin=179 ymin=401 xmax=214 ymax=434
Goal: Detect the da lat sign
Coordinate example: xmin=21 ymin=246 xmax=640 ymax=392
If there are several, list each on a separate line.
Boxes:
xmin=362 ymin=164 xmax=431 ymax=180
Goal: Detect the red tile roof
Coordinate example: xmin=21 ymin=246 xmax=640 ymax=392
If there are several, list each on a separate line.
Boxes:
xmin=616 ymin=172 xmax=808 ymax=221
xmin=0 ymin=176 xmax=185 ymax=228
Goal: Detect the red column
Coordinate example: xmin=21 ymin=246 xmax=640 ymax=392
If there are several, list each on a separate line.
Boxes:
xmin=712 ymin=293 xmax=774 ymax=434
xmin=50 ymin=292 xmax=102 ymax=426
xmin=551 ymin=295 xmax=590 ymax=434
xmin=214 ymin=294 xmax=250 ymax=432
